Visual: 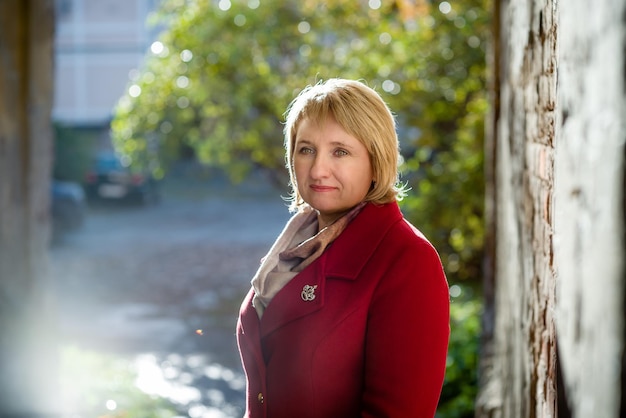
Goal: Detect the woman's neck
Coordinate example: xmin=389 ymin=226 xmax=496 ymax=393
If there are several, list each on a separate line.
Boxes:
xmin=317 ymin=211 xmax=349 ymax=232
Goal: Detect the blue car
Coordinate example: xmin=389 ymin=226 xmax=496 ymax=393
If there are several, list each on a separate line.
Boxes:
xmin=83 ymin=152 xmax=160 ymax=205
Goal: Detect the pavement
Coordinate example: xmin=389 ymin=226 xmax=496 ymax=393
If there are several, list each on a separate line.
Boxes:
xmin=48 ymin=170 xmax=291 ymax=417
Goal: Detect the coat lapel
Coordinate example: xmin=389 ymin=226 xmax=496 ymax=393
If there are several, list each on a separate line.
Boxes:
xmin=238 ymin=289 xmax=266 ymax=370
xmin=324 ymin=202 xmax=403 ymax=280
xmin=259 ymin=258 xmax=326 ymax=337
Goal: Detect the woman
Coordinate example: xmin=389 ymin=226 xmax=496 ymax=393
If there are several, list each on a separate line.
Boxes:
xmin=236 ymin=78 xmax=450 ymax=418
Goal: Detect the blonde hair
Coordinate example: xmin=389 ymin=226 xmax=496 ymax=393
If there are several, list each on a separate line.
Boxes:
xmin=284 ymin=78 xmax=406 ymax=212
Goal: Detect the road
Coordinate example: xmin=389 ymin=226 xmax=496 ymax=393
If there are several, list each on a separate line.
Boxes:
xmin=48 ymin=174 xmax=290 ymax=417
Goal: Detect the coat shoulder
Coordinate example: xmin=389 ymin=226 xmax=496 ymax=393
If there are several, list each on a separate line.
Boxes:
xmin=325 ymin=202 xmax=443 ymax=280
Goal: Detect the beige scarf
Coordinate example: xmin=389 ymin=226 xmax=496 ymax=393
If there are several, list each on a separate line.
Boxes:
xmin=251 ymin=202 xmax=366 ymax=318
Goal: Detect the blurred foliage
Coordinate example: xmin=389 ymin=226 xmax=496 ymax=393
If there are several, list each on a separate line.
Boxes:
xmin=59 ymin=346 xmax=179 ymax=417
xmin=111 ymin=0 xmax=490 ymax=414
xmin=111 ymin=0 xmax=490 ymax=285
xmin=53 ymin=124 xmax=97 ymax=182
xmin=438 ymin=286 xmax=481 ymax=417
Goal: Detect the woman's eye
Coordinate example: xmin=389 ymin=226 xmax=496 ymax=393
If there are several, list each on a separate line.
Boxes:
xmin=298 ymin=147 xmax=314 ymax=154
xmin=334 ymin=149 xmax=349 ymax=157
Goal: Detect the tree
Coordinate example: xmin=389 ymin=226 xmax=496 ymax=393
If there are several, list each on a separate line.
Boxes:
xmin=0 ymin=0 xmax=59 ymax=415
xmin=111 ymin=0 xmax=490 ymax=286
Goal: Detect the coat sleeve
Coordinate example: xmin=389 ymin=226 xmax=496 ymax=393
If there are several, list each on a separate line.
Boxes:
xmin=361 ymin=227 xmax=450 ymax=418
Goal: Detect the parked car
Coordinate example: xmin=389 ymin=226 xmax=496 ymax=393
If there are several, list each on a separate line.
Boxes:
xmin=84 ymin=152 xmax=160 ymax=205
xmin=51 ymin=179 xmax=86 ymax=238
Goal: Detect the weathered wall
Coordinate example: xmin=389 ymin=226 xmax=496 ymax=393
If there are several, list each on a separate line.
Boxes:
xmin=484 ymin=0 xmax=559 ymax=416
xmin=477 ymin=0 xmax=625 ymax=417
xmin=554 ymin=0 xmax=626 ymax=416
xmin=0 ymin=0 xmax=58 ymax=415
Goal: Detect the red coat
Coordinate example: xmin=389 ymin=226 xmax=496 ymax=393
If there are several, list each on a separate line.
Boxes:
xmin=236 ymin=202 xmax=450 ymax=418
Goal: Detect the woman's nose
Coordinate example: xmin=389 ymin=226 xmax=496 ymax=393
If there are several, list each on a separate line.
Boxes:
xmin=310 ymin=155 xmax=330 ymax=178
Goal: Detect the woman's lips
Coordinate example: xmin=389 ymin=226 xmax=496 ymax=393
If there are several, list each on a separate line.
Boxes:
xmin=310 ymin=185 xmax=336 ymax=192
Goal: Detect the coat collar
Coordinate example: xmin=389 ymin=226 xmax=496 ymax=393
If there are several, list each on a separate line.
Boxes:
xmin=324 ymin=201 xmax=403 ymax=280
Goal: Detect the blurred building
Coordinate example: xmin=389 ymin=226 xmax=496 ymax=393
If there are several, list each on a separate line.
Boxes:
xmin=53 ymin=0 xmax=161 ymax=129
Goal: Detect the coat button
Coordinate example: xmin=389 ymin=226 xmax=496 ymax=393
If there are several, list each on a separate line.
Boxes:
xmin=257 ymin=392 xmax=264 ymax=404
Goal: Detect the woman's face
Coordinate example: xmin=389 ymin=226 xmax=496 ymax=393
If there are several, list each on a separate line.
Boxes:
xmin=293 ymin=115 xmax=373 ymax=229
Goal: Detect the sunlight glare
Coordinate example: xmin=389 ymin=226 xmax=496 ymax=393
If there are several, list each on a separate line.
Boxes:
xmin=134 ymin=354 xmax=202 ymax=405
xmin=468 ymin=36 xmax=481 ymax=48
xmin=150 ymin=41 xmax=164 ymax=55
xmin=105 ymin=399 xmax=117 ymax=411
xmin=177 ymin=96 xmax=190 ymax=108
xmin=447 ymin=253 xmax=460 ymax=273
xmin=439 ymin=1 xmax=452 ymax=14
xmin=205 ymin=363 xmax=223 ymax=380
xmin=128 ymin=84 xmax=141 ymax=98
xmin=176 ymin=75 xmax=190 ymax=89
xmin=120 ymin=154 xmax=132 ymax=167
xmin=180 ymin=49 xmax=193 ymax=62
xmin=206 ymin=388 xmax=225 ymax=405
xmin=368 ymin=0 xmax=382 ymax=10
xmin=379 ymin=32 xmax=392 ymax=45
xmin=449 ymin=284 xmax=462 ymax=298
xmin=187 ymin=354 xmax=204 ymax=368
xmin=189 ymin=404 xmax=229 ymax=418
xmin=218 ymin=0 xmax=231 ymax=11
xmin=351 ymin=38 xmax=365 ymax=50
xmin=298 ymin=21 xmax=311 ymax=34
xmin=382 ymin=80 xmax=401 ymax=95
xmin=160 ymin=120 xmax=173 ymax=134
xmin=234 ymin=14 xmax=246 ymax=26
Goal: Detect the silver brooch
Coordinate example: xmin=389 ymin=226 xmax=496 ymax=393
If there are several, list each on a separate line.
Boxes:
xmin=301 ymin=285 xmax=317 ymax=302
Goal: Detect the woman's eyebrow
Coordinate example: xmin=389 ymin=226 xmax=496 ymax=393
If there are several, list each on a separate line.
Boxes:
xmin=295 ymin=139 xmax=356 ymax=149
